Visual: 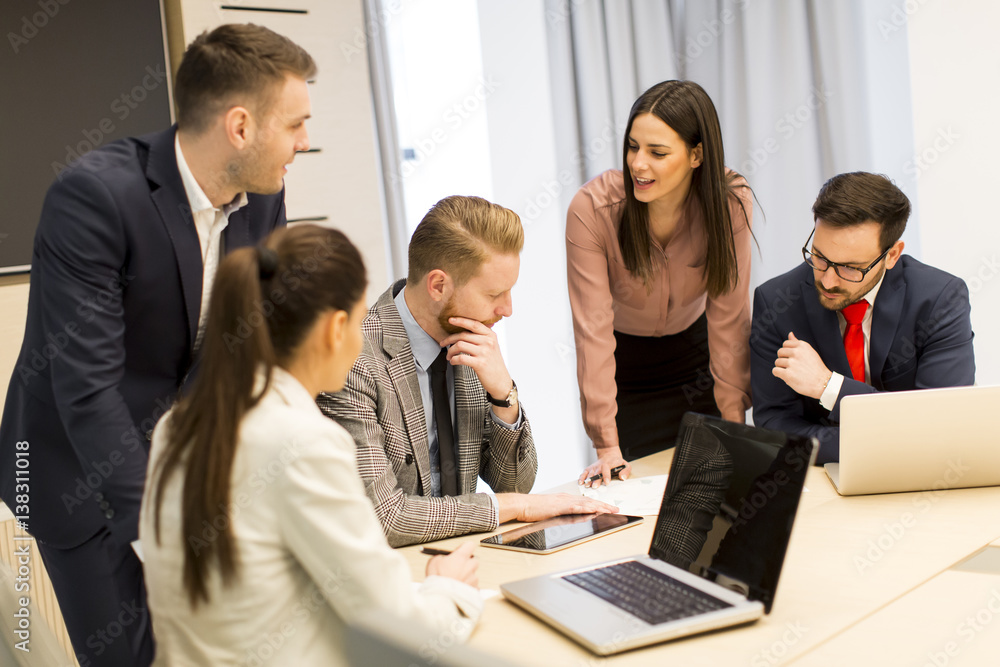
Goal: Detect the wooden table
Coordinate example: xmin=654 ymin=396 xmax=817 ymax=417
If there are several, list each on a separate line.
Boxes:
xmin=399 ymin=452 xmax=1000 ymax=666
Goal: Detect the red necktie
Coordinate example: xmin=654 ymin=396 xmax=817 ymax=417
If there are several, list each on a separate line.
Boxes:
xmin=841 ymin=299 xmax=869 ymax=382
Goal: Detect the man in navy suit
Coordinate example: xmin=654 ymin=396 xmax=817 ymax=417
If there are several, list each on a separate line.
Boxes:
xmin=750 ymin=172 xmax=975 ymax=465
xmin=0 ymin=25 xmax=315 ymax=666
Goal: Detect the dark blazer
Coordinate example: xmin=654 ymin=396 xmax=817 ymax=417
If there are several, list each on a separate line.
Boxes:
xmin=0 ymin=126 xmax=285 ymax=548
xmin=317 ymin=281 xmax=537 ymax=547
xmin=750 ymin=256 xmax=975 ymax=465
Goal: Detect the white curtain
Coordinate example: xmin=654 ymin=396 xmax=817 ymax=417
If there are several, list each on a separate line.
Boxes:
xmin=546 ymin=0 xmax=917 ymax=289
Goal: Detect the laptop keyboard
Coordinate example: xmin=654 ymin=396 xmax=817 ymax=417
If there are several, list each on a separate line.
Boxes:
xmin=563 ymin=560 xmax=732 ymax=625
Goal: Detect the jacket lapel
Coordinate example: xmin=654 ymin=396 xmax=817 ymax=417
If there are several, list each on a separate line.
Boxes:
xmin=800 ymin=277 xmax=853 ymax=378
xmin=868 ymin=268 xmax=905 ymax=389
xmin=222 ymin=204 xmax=251 ymax=253
xmin=145 ymin=126 xmax=202 ymax=348
xmin=378 ymin=282 xmax=434 ymax=494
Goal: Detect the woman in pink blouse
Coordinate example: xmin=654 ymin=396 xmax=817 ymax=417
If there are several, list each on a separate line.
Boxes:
xmin=569 ymin=80 xmax=754 ymax=487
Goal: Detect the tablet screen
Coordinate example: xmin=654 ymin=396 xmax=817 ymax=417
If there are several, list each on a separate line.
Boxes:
xmin=480 ymin=513 xmax=643 ymax=554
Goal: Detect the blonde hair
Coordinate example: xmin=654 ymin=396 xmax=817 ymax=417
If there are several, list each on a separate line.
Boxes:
xmin=407 ymin=195 xmax=523 ymax=286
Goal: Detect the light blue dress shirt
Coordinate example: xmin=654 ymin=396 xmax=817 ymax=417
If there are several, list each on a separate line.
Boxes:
xmin=393 ymin=288 xmax=520 ymax=498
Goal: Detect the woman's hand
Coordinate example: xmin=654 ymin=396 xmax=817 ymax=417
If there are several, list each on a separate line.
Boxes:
xmin=425 ymin=541 xmax=479 ymax=588
xmin=578 ymin=447 xmax=632 ymax=489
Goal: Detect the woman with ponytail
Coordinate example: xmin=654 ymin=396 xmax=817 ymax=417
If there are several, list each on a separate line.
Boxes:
xmin=139 ymin=225 xmax=482 ymax=665
xmin=569 ymin=81 xmax=755 ymax=487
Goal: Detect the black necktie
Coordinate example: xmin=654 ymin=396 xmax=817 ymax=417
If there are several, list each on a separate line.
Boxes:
xmin=430 ymin=348 xmax=458 ymax=496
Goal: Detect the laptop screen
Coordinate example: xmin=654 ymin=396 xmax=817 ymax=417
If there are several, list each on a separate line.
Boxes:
xmin=648 ymin=413 xmax=817 ymax=613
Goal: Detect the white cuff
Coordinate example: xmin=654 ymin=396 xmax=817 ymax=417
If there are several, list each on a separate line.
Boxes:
xmin=820 ymin=372 xmax=844 ymax=411
xmin=419 ymin=575 xmax=485 ymax=633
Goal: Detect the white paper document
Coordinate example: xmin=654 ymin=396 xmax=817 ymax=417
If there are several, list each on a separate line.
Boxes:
xmin=579 ymin=474 xmax=668 ymax=515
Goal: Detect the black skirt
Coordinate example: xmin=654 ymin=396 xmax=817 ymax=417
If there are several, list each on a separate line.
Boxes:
xmin=614 ymin=312 xmax=720 ymax=461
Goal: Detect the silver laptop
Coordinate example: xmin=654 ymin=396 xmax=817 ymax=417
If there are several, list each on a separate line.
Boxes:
xmin=501 ymin=413 xmax=818 ymax=655
xmin=826 ymin=385 xmax=1000 ymax=496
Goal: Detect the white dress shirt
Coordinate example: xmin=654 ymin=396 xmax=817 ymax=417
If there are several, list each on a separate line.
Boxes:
xmin=174 ymin=135 xmax=248 ymax=348
xmin=820 ymin=272 xmax=886 ymax=409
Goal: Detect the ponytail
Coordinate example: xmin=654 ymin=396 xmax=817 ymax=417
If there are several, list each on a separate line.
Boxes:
xmin=149 ymin=225 xmax=366 ymax=607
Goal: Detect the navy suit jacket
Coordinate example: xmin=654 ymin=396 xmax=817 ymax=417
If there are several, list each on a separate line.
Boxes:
xmin=749 ymin=256 xmax=975 ymax=465
xmin=0 ymin=126 xmax=285 ymax=548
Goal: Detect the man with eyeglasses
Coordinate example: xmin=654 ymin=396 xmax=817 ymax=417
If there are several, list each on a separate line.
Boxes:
xmin=749 ymin=172 xmax=975 ymax=464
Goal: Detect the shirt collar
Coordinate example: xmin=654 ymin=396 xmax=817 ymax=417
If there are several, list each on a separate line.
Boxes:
xmin=254 ymin=365 xmax=321 ymax=414
xmin=859 ymin=268 xmax=886 ymax=310
xmin=394 ymin=286 xmax=445 ymax=371
xmin=175 ymin=134 xmax=248 ymax=216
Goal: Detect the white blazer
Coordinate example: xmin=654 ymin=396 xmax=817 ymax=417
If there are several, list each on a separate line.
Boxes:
xmin=139 ymin=367 xmax=482 ymax=666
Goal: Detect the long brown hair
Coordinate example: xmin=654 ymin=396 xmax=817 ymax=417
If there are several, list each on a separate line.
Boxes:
xmin=149 ymin=224 xmax=367 ymax=607
xmin=618 ymin=80 xmax=751 ymax=297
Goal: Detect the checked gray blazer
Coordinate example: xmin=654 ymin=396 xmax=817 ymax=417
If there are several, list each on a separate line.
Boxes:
xmin=317 ymin=280 xmax=537 ymax=547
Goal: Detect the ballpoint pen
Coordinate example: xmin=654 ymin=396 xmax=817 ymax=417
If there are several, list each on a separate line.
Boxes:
xmin=587 ymin=464 xmax=626 ymax=484
xmin=420 ymin=547 xmax=453 ymax=556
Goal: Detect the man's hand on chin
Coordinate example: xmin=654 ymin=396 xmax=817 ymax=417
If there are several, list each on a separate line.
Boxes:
xmin=441 ymin=316 xmax=518 ymax=422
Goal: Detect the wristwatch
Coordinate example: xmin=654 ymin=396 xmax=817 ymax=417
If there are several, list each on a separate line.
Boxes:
xmin=487 ymin=380 xmax=518 ymax=408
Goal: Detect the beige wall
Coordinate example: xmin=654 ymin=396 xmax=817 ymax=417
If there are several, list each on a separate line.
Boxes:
xmin=0 ymin=276 xmax=29 ymax=424
xmin=169 ymin=0 xmax=392 ymax=295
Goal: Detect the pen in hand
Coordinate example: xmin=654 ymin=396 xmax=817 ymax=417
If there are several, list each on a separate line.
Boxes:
xmin=587 ymin=464 xmax=627 ymax=484
xmin=420 ymin=547 xmax=453 ymax=556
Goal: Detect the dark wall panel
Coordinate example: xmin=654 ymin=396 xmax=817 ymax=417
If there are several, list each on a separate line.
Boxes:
xmin=0 ymin=0 xmax=172 ymax=272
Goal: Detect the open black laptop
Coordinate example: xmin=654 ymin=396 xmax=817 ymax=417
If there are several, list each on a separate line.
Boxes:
xmin=500 ymin=413 xmax=818 ymax=655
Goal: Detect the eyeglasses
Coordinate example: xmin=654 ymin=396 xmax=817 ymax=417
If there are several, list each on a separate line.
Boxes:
xmin=801 ymin=229 xmax=891 ymax=283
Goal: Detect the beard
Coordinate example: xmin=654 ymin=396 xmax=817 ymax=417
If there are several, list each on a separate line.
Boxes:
xmin=813 ymin=284 xmax=854 ymax=311
xmin=437 ymin=296 xmax=502 ymax=334
xmin=225 ymin=143 xmax=285 ymax=196
xmin=814 ymin=265 xmax=885 ymax=311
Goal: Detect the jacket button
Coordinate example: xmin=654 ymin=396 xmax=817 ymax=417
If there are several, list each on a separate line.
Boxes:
xmin=405 ymin=454 xmax=413 ymax=465
xmin=104 ymin=510 xmax=115 ymax=520
xmin=145 ymin=430 xmax=154 ymax=442
xmin=99 ymin=501 xmax=110 ymax=510
xmin=94 ymin=492 xmax=104 ymax=502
